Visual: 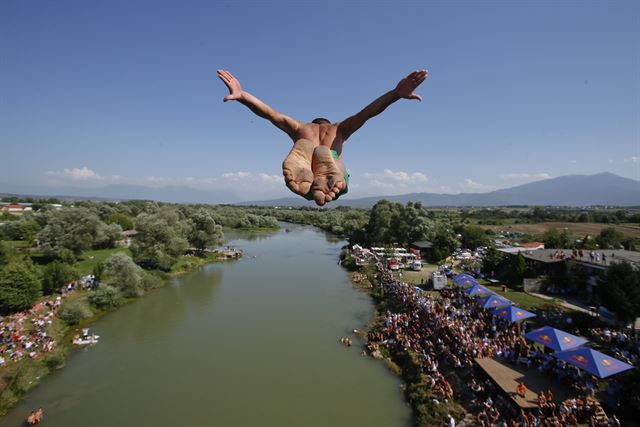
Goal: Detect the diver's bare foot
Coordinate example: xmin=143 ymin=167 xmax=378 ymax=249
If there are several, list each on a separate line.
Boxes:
xmin=282 ymin=139 xmax=315 ymax=197
xmin=310 ymin=146 xmax=346 ymax=206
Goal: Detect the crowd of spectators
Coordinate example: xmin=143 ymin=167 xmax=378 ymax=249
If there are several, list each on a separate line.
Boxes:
xmin=0 ymin=296 xmax=64 ymax=365
xmin=587 ymin=327 xmax=638 ymax=366
xmin=0 ymin=274 xmax=98 ymax=367
xmin=61 ymin=274 xmax=98 ymax=294
xmin=365 ymin=261 xmax=629 ymax=426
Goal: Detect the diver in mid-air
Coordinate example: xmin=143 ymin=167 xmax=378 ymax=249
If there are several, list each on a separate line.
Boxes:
xmin=217 ymin=69 xmax=428 ymax=206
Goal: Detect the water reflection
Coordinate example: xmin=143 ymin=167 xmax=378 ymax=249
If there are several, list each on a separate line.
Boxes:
xmin=223 ymin=228 xmax=279 ymax=242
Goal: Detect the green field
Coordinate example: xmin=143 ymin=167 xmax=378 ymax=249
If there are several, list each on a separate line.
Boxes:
xmin=484 ymin=284 xmax=557 ymax=311
xmin=392 ymin=263 xmax=440 ymax=285
xmin=5 ymin=240 xmax=32 ymax=249
xmin=74 ymin=247 xmax=132 ymax=275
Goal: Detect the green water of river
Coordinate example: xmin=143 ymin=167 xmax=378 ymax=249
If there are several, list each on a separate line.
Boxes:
xmin=0 ymin=224 xmax=411 ymax=427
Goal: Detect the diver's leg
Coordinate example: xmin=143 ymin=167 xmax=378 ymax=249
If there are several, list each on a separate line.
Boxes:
xmin=310 ymin=146 xmax=346 ymax=206
xmin=282 ymin=139 xmax=315 ymax=197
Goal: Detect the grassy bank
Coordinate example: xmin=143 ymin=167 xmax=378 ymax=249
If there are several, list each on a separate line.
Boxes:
xmin=170 ymin=252 xmax=225 ymax=276
xmin=0 ymin=251 xmax=232 ymax=417
xmin=75 ymin=247 xmax=132 ymax=275
xmin=0 ymin=317 xmax=68 ymax=415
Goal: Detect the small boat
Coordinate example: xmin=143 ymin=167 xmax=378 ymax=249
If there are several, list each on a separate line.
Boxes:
xmin=73 ymin=335 xmax=99 ymax=345
xmin=72 ymin=333 xmax=100 ymax=345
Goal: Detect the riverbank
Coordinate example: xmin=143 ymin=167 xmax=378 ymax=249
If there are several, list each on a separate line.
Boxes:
xmin=0 ymin=250 xmax=235 ymax=417
xmin=342 ymin=254 xmax=468 ymax=426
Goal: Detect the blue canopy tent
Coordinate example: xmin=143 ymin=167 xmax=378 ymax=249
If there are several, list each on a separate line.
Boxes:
xmin=452 ymin=276 xmax=480 ymax=286
xmin=524 ymin=326 xmax=587 ymax=352
xmin=464 ymin=284 xmax=493 ymax=296
xmin=476 ymin=294 xmax=511 ymax=309
xmin=553 ymin=347 xmax=634 ymax=378
xmin=491 ymin=305 xmax=536 ymax=322
xmin=453 ymin=275 xmax=479 ymax=287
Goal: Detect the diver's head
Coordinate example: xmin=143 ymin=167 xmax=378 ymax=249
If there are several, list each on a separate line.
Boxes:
xmin=311 ymin=118 xmax=331 ymax=125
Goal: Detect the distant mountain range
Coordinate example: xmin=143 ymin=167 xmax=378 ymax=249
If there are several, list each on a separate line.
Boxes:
xmin=1 ymin=172 xmax=638 ymax=207
xmin=242 ymin=172 xmax=640 ymax=208
xmin=0 ymin=183 xmax=238 ymax=204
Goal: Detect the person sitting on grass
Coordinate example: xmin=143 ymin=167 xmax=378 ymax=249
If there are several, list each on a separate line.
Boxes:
xmin=216 ymin=69 xmax=428 ymax=206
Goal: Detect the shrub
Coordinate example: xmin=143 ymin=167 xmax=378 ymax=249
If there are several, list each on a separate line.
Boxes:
xmin=103 ymin=252 xmax=144 ymax=297
xmin=142 ymin=271 xmax=162 ymax=291
xmin=57 ymin=299 xmax=93 ymax=325
xmin=44 ymin=347 xmax=68 ymax=370
xmin=0 ymin=260 xmax=42 ymax=315
xmin=88 ymin=285 xmax=123 ymax=310
xmin=42 ymin=261 xmax=76 ymax=295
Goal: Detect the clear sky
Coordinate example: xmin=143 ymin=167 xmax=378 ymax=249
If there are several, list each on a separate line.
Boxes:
xmin=2 ymin=0 xmax=639 ymax=202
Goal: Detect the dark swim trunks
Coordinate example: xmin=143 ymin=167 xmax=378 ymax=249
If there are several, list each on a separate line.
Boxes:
xmin=304 ymin=149 xmax=349 ymax=201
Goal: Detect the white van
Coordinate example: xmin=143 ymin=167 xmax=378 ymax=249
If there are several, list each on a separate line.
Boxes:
xmin=411 ymin=260 xmax=422 ymax=271
xmin=432 ymin=272 xmax=447 ymax=290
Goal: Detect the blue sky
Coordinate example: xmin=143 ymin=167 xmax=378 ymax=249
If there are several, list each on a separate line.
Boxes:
xmin=2 ymin=0 xmax=639 ymax=202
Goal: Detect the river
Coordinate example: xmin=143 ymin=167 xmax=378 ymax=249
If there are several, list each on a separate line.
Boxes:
xmin=1 ymin=224 xmax=411 ymax=426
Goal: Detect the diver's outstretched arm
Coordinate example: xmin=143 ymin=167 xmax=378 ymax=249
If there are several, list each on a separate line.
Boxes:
xmin=338 ymin=70 xmax=428 ymax=140
xmin=217 ymin=70 xmax=301 ymax=140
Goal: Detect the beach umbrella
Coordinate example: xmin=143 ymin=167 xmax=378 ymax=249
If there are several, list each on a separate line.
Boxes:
xmin=464 ymin=284 xmax=493 ymax=296
xmin=476 ymin=294 xmax=512 ymax=309
xmin=453 ymin=275 xmax=479 ymax=286
xmin=553 ymin=347 xmax=633 ymax=378
xmin=524 ymin=326 xmax=587 ymax=352
xmin=491 ymin=305 xmax=536 ymax=322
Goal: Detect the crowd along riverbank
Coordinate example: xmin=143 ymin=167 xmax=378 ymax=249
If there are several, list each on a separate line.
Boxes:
xmin=340 ymin=252 xmax=467 ymax=426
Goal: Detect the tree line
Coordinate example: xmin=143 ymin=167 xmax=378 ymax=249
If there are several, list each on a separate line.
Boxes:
xmin=0 ymin=201 xmax=279 ymax=316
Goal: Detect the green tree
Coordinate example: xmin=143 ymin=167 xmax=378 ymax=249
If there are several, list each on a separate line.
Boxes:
xmin=366 ymin=201 xmax=396 ymax=245
xmin=103 ymin=252 xmax=145 ymax=297
xmin=542 ymin=228 xmax=573 ymax=249
xmin=460 ymin=225 xmax=489 ymax=250
xmin=131 ymin=209 xmax=190 ymax=270
xmin=596 ymin=227 xmax=625 ymax=249
xmin=531 ymin=206 xmax=546 ymax=221
xmin=404 ymin=203 xmax=431 ymax=244
xmin=93 ymin=262 xmax=105 ymax=282
xmin=364 ymin=201 xmax=432 ymax=246
xmin=0 ymin=217 xmax=41 ymax=242
xmin=567 ymin=261 xmax=588 ymax=292
xmin=42 ymin=261 xmax=77 ymax=295
xmin=89 ymin=285 xmax=123 ymax=310
xmin=430 ymin=227 xmax=457 ymax=263
xmin=37 ymin=207 xmax=112 ymax=257
xmin=507 ymin=253 xmax=526 ymax=285
xmin=93 ymin=222 xmax=123 ymax=249
xmin=482 ymin=243 xmax=504 ymax=277
xmin=599 ymin=261 xmax=640 ymax=324
xmin=0 ymin=241 xmax=14 ymax=268
xmin=187 ymin=209 xmax=224 ymax=254
xmin=108 ymin=212 xmax=134 ymax=231
xmin=58 ymin=299 xmax=93 ymax=325
xmin=0 ymin=260 xmax=42 ymax=314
